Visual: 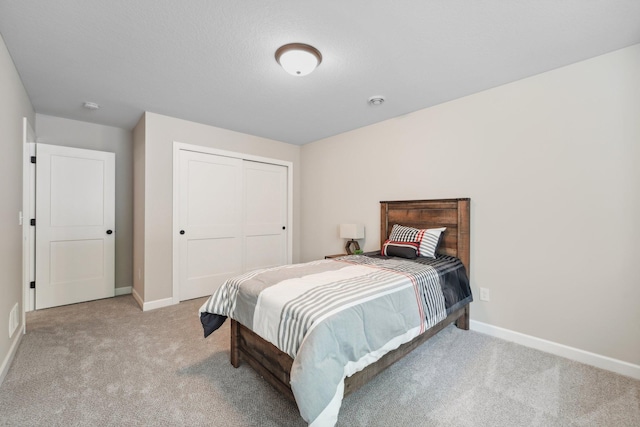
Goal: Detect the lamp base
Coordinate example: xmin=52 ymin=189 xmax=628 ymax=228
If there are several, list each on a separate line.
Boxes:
xmin=344 ymin=239 xmax=360 ymax=255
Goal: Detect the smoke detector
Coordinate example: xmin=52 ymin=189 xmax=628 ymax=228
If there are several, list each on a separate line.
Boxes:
xmin=83 ymin=101 xmax=100 ymax=110
xmin=368 ymin=96 xmax=385 ymax=106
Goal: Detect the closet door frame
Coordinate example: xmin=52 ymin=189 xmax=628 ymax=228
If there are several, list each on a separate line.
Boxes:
xmin=171 ymin=141 xmax=293 ymax=304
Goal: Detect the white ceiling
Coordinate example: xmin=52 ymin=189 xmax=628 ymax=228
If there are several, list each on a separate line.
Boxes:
xmin=1 ymin=1 xmax=639 ymax=145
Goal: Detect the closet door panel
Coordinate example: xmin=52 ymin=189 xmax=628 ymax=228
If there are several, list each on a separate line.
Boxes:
xmin=244 ymin=161 xmax=288 ymax=271
xmin=178 ymin=151 xmax=243 ymax=301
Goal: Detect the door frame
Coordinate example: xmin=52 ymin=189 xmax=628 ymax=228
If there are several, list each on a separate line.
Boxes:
xmin=171 ymin=141 xmax=293 ymax=304
xmin=22 ymin=118 xmax=36 ymax=321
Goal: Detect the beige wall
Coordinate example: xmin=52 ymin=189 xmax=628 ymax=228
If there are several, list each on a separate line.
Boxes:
xmin=136 ymin=112 xmax=301 ymax=303
xmin=35 ymin=114 xmax=134 ymax=291
xmin=0 ymin=33 xmax=35 ymax=381
xmin=300 ymin=44 xmax=640 ymax=366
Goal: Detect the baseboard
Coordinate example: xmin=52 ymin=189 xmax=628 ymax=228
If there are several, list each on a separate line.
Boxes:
xmin=470 ymin=320 xmax=640 ymax=380
xmin=131 ymin=287 xmax=175 ymax=312
xmin=142 ymin=297 xmax=175 ymax=311
xmin=0 ymin=329 xmax=23 ymax=386
xmin=114 ymin=286 xmax=132 ymax=296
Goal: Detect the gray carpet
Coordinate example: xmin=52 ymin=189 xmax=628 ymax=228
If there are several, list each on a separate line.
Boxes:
xmin=1 ymin=295 xmax=638 ymax=426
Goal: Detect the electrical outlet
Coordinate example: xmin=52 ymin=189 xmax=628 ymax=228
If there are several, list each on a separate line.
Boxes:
xmin=480 ymin=287 xmax=490 ymax=302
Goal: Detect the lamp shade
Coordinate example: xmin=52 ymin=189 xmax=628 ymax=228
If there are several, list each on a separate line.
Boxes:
xmin=339 ymin=224 xmax=365 ymax=239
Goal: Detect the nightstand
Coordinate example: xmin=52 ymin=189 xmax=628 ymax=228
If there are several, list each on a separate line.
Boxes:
xmin=325 ymin=254 xmax=347 ymax=259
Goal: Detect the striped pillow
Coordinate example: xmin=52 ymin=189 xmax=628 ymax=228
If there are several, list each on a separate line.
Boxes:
xmin=388 ymin=224 xmax=419 ymax=242
xmin=416 ymin=227 xmax=446 ymax=258
xmin=388 ymin=224 xmax=446 ymax=259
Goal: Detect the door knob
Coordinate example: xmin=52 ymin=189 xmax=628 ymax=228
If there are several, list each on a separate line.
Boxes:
xmin=282 ymin=226 xmax=286 ymax=230
xmin=106 ymin=230 xmax=113 ymax=235
xmin=180 ymin=230 xmax=185 ymax=235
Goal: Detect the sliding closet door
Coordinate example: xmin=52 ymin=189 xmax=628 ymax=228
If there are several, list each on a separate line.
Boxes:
xmin=178 ymin=151 xmax=243 ymax=301
xmin=243 ymin=161 xmax=288 ymax=271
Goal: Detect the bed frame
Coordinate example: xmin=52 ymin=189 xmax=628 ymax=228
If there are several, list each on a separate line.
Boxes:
xmin=229 ymin=198 xmax=471 ymax=402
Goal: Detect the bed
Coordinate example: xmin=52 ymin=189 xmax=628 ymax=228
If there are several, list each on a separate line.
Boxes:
xmin=199 ymin=198 xmax=472 ymax=426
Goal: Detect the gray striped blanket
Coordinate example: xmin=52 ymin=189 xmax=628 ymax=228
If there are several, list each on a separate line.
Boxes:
xmin=199 ymin=255 xmax=467 ymax=426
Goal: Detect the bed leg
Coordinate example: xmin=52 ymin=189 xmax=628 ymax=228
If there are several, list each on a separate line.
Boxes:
xmin=455 ymin=305 xmax=470 ymax=330
xmin=230 ymin=319 xmax=240 ymax=368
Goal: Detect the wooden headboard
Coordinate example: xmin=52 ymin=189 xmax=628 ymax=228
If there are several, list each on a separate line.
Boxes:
xmin=380 ymin=198 xmax=470 ymax=275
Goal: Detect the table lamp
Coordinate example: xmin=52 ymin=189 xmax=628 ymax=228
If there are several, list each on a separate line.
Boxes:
xmin=340 ymin=224 xmax=365 ymax=255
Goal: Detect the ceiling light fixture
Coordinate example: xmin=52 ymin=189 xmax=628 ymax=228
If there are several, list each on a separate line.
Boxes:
xmin=83 ymin=101 xmax=100 ymax=110
xmin=368 ymin=96 xmax=385 ymax=106
xmin=275 ymin=43 xmax=322 ymax=76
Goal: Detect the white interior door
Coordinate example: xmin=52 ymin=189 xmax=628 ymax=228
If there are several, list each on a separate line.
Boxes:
xmin=178 ymin=150 xmax=243 ymax=301
xmin=243 ymin=161 xmax=288 ymax=271
xmin=35 ymin=144 xmax=115 ymax=309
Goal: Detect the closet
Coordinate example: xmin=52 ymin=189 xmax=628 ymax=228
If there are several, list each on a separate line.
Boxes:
xmin=175 ymin=146 xmax=290 ymax=301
